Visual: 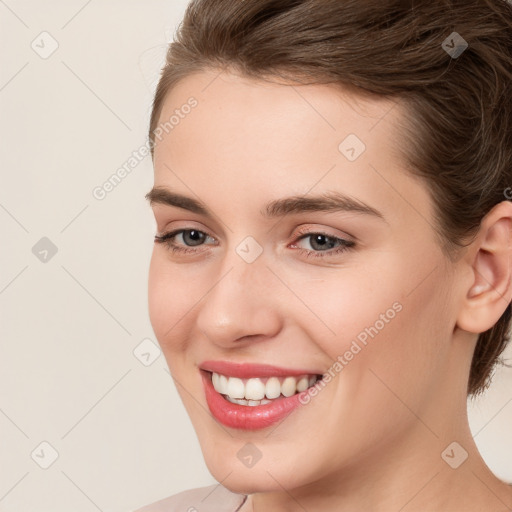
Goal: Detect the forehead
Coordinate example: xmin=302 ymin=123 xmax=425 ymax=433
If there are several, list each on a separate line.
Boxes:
xmin=154 ymin=68 xmax=400 ymax=156
xmin=152 ymin=69 xmax=432 ymax=229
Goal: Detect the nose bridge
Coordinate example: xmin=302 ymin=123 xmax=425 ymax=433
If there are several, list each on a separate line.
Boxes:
xmin=195 ymin=246 xmax=282 ymax=344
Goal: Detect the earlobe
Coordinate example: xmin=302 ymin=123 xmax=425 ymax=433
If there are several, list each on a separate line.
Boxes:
xmin=456 ymin=201 xmax=512 ymax=334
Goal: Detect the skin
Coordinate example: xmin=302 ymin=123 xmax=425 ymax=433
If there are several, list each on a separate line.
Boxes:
xmin=147 ymin=68 xmax=512 ymax=512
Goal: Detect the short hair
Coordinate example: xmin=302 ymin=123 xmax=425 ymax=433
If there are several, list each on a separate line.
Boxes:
xmin=148 ymin=0 xmax=512 ymax=396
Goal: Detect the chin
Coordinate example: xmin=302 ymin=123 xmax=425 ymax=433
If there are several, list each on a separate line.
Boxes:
xmin=212 ymin=470 xmax=292 ymax=495
xmin=204 ymin=453 xmax=315 ymax=495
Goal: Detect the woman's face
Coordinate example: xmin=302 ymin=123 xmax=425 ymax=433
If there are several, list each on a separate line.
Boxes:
xmin=148 ymin=69 xmax=467 ymax=493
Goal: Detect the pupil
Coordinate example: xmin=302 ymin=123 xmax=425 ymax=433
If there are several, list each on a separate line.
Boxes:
xmin=311 ymin=234 xmax=335 ymax=251
xmin=185 ymin=230 xmax=205 ymax=246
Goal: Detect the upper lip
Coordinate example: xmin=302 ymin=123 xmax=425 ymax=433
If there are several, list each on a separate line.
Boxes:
xmin=199 ymin=360 xmax=322 ymax=378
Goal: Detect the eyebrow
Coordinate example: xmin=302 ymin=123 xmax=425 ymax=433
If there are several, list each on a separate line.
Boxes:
xmin=145 ymin=187 xmax=386 ymax=221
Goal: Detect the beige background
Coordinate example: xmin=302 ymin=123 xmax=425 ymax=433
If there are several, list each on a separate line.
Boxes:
xmin=0 ymin=1 xmax=510 ymax=511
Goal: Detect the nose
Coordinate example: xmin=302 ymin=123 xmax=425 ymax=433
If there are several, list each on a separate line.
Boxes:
xmin=195 ymin=256 xmax=283 ymax=348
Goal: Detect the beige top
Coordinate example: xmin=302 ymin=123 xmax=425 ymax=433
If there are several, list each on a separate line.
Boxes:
xmin=132 ymin=484 xmax=248 ymax=512
xmin=133 ymin=482 xmax=512 ymax=511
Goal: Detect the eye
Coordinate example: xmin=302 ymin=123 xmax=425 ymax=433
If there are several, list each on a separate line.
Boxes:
xmin=154 ymin=228 xmax=355 ymax=260
xmin=291 ymin=230 xmax=355 ymax=259
xmin=154 ymin=229 xmax=216 ymax=254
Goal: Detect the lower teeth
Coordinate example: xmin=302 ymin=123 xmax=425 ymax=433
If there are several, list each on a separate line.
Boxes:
xmin=224 ymin=395 xmax=274 ymax=406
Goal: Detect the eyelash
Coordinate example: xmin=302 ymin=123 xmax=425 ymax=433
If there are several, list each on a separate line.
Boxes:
xmin=154 ymin=228 xmax=355 ymax=260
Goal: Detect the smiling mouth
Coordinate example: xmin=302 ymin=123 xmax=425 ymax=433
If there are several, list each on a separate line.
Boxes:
xmin=208 ymin=371 xmax=323 ymax=406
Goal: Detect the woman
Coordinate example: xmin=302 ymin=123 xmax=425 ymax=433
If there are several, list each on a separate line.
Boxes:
xmin=135 ymin=0 xmax=512 ymax=510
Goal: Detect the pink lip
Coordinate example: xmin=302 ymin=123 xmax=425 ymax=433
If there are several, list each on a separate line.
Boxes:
xmin=199 ymin=360 xmax=321 ymax=378
xmin=201 ymin=370 xmax=309 ymax=430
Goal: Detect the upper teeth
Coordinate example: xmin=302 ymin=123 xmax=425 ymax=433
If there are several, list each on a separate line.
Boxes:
xmin=211 ymin=372 xmax=319 ymax=401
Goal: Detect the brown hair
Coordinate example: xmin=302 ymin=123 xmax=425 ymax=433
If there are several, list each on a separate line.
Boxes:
xmin=148 ymin=0 xmax=512 ymax=396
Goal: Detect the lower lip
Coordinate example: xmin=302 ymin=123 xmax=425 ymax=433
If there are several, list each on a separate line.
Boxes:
xmin=201 ymin=371 xmax=309 ymax=430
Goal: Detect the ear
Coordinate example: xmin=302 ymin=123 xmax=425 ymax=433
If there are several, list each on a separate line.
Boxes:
xmin=456 ymin=201 xmax=512 ymax=334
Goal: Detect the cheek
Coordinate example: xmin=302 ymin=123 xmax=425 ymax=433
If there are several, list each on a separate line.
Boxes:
xmin=290 ymin=261 xmax=406 ymax=360
xmin=147 ymin=251 xmax=194 ymax=353
xmin=147 ymin=252 xmax=166 ymax=339
xmin=336 ymin=270 xmax=454 ymax=417
xmin=148 ymin=250 xmax=230 ymax=369
xmin=299 ymin=258 xmax=451 ymax=396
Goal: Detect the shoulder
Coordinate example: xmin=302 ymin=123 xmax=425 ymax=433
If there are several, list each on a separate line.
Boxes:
xmin=131 ymin=483 xmax=248 ymax=512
